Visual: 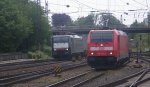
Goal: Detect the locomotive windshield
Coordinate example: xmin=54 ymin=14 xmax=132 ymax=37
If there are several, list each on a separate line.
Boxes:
xmin=53 ymin=36 xmax=69 ymax=43
xmin=91 ymin=31 xmax=113 ymax=42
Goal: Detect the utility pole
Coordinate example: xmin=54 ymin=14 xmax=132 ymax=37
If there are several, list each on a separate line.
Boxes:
xmin=148 ymin=11 xmax=150 ymax=27
xmin=139 ymin=35 xmax=142 ymax=54
xmin=148 ymin=33 xmax=150 ymax=51
xmin=147 ymin=12 xmax=150 ymax=51
xmin=45 ymin=0 xmax=49 ymax=18
xmin=36 ymin=0 xmax=41 ymax=5
xmin=35 ymin=0 xmax=41 ymax=50
xmin=136 ymin=41 xmax=139 ymax=63
xmin=120 ymin=15 xmax=123 ymax=24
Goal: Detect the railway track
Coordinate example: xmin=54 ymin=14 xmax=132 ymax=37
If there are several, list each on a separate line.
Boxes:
xmin=0 ymin=59 xmax=80 ymax=78
xmin=0 ymin=61 xmax=87 ymax=86
xmin=0 ymin=59 xmax=60 ymax=72
xmin=47 ymin=70 xmax=104 ymax=87
xmin=99 ymin=56 xmax=150 ymax=87
xmin=98 ymin=68 xmax=150 ymax=87
xmin=3 ymin=53 xmax=148 ymax=87
xmin=0 ymin=69 xmax=52 ymax=86
xmin=9 ymin=56 xmax=149 ymax=87
xmin=43 ymin=54 xmax=149 ymax=87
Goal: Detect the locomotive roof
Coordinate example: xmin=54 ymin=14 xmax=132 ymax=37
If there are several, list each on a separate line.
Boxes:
xmin=90 ymin=29 xmax=127 ymax=36
xmin=90 ymin=29 xmax=121 ymax=32
xmin=53 ymin=35 xmax=82 ymax=39
xmin=117 ymin=30 xmax=127 ymax=36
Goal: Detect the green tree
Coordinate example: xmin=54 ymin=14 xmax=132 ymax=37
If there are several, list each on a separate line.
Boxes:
xmin=52 ymin=13 xmax=72 ymax=27
xmin=129 ymin=20 xmax=147 ymax=39
xmin=98 ymin=14 xmax=126 ymax=28
xmin=0 ymin=0 xmax=50 ymax=53
xmin=73 ymin=14 xmax=126 ymax=28
xmin=130 ymin=20 xmax=147 ymax=28
xmin=74 ymin=14 xmax=95 ymax=27
xmin=0 ymin=0 xmax=32 ymax=52
xmin=18 ymin=1 xmax=50 ymax=51
xmin=129 ymin=20 xmax=149 ymax=52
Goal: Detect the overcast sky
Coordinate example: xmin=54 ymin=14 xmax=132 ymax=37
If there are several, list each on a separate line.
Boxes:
xmin=40 ymin=0 xmax=150 ymax=25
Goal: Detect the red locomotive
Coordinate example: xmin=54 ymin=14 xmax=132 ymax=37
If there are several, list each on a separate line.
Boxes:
xmin=86 ymin=29 xmax=129 ymax=69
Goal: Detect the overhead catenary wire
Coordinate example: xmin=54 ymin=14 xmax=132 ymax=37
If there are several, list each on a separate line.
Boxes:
xmin=38 ymin=0 xmax=149 ymax=25
xmin=132 ymin=0 xmax=149 ymax=8
xmin=120 ymin=0 xmax=139 ymax=9
xmin=40 ymin=1 xmax=79 ymax=8
xmin=42 ymin=0 xmax=149 ymax=14
xmin=70 ymin=0 xmax=102 ymax=12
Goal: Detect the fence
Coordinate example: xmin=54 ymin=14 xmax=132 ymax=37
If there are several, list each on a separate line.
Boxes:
xmin=0 ymin=53 xmax=27 ymax=61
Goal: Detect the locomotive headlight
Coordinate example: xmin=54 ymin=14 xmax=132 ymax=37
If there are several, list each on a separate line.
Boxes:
xmin=110 ymin=52 xmax=113 ymax=55
xmin=66 ymin=48 xmax=68 ymax=50
xmin=100 ymin=44 xmax=103 ymax=46
xmin=91 ymin=52 xmax=94 ymax=55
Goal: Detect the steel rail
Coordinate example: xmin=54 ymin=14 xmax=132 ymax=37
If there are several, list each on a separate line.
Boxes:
xmin=99 ymin=55 xmax=150 ymax=87
xmin=0 ymin=59 xmax=53 ymax=67
xmin=0 ymin=59 xmax=61 ymax=72
xmin=0 ymin=69 xmax=53 ymax=86
xmin=129 ymin=56 xmax=150 ymax=87
xmin=47 ymin=71 xmax=91 ymax=87
xmin=71 ymin=73 xmax=104 ymax=87
xmin=98 ymin=69 xmax=146 ymax=87
xmin=129 ymin=68 xmax=150 ymax=87
xmin=135 ymin=75 xmax=150 ymax=86
xmin=0 ymin=62 xmax=87 ymax=86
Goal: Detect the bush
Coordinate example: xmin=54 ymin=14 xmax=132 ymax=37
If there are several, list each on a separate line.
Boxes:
xmin=27 ymin=50 xmax=49 ymax=60
xmin=43 ymin=46 xmax=52 ymax=56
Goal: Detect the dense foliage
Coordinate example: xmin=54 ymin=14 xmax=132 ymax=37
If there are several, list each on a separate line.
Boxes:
xmin=52 ymin=13 xmax=72 ymax=27
xmin=74 ymin=14 xmax=95 ymax=27
xmin=0 ymin=0 xmax=50 ymax=53
xmin=73 ymin=14 xmax=126 ymax=28
xmin=96 ymin=14 xmax=126 ymax=28
xmin=129 ymin=20 xmax=149 ymax=52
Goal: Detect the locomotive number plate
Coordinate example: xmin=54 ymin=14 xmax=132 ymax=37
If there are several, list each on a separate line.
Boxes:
xmin=90 ymin=47 xmax=113 ymax=51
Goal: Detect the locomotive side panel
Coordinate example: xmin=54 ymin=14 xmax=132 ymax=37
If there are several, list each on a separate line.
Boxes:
xmin=71 ymin=38 xmax=84 ymax=54
xmin=113 ymin=31 xmax=119 ymax=58
xmin=118 ymin=32 xmax=129 ymax=60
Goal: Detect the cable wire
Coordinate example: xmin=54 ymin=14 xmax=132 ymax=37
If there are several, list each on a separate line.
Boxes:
xmin=70 ymin=0 xmax=101 ymax=11
xmin=132 ymin=0 xmax=148 ymax=8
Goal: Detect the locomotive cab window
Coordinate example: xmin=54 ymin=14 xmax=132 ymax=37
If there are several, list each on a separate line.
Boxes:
xmin=91 ymin=31 xmax=113 ymax=42
xmin=53 ymin=36 xmax=69 ymax=43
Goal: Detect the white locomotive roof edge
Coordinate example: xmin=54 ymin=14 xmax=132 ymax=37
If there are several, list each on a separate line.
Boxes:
xmin=53 ymin=35 xmax=82 ymax=39
xmin=90 ymin=29 xmax=127 ymax=36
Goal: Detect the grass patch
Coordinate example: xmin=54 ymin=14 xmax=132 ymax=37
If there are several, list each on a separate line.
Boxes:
xmin=28 ymin=50 xmax=49 ymax=60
